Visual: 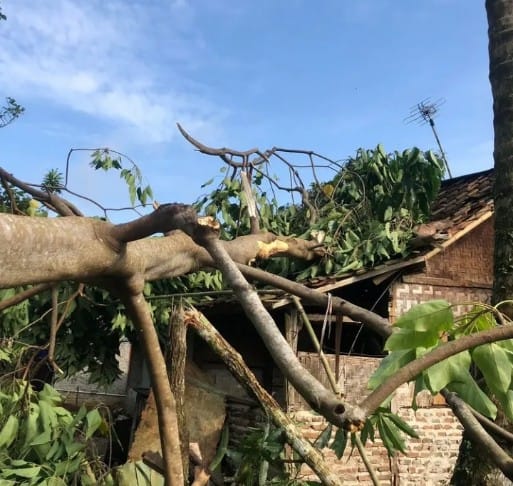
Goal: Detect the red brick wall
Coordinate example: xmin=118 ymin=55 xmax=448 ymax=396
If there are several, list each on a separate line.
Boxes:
xmin=290 ymin=355 xmax=463 ymax=485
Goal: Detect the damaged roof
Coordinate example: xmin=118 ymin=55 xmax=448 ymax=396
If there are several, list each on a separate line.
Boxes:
xmin=198 ymin=168 xmax=495 ymax=307
xmin=303 ymin=167 xmax=494 ymax=295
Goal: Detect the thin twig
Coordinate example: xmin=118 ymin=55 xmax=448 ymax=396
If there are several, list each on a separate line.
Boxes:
xmin=354 ymin=433 xmax=381 ymax=486
xmin=0 ymin=283 xmax=53 ymax=312
xmin=292 ymin=296 xmax=340 ymax=396
xmin=48 ymin=286 xmax=63 ymax=374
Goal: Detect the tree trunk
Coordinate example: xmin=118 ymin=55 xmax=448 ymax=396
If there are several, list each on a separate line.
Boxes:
xmin=452 ymin=2 xmax=513 ymax=484
xmin=167 ymin=305 xmax=189 ymax=480
xmin=491 ymin=0 xmax=513 ymax=312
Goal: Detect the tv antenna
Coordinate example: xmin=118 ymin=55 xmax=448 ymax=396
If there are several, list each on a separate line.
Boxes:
xmin=405 ymin=98 xmax=452 ymax=178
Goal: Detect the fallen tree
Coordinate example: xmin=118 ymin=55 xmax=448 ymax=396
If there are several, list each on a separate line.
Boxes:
xmin=1 ymin=129 xmax=513 ymax=484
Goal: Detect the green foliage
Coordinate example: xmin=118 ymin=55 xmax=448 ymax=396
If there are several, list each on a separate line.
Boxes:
xmin=90 ymin=149 xmax=153 ymax=206
xmin=0 ymin=285 xmax=127 ymax=388
xmin=0 ymin=380 xmax=108 ymax=485
xmin=0 ymin=97 xmax=24 ymax=128
xmin=226 ymin=422 xmax=293 ymax=485
xmin=0 ymin=185 xmax=45 ymax=216
xmin=196 ymin=146 xmax=444 ymax=283
xmin=329 ymin=427 xmax=348 ymax=458
xmin=326 ymin=408 xmax=419 ymax=460
xmin=294 ymin=146 xmax=443 ymax=279
xmin=41 ymin=169 xmax=63 ymax=194
xmin=370 ymin=301 xmax=513 ymax=428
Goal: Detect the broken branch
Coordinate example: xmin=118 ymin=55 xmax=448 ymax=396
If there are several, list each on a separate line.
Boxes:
xmin=190 ymin=219 xmax=365 ymax=430
xmin=185 ymin=308 xmax=344 ymax=486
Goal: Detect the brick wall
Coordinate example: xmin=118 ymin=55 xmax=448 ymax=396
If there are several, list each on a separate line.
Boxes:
xmin=290 ymin=354 xmax=463 ymax=485
xmin=390 ymin=282 xmax=491 ymax=322
xmin=292 ymin=407 xmax=462 ymax=485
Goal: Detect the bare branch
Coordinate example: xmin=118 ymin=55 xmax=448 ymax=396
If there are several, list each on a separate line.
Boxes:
xmin=0 ymin=283 xmax=53 ymax=312
xmin=237 ymin=263 xmax=392 ymax=338
xmin=0 ymin=167 xmax=82 ymax=216
xmin=177 ymin=123 xmax=268 ymax=167
xmin=470 ymin=406 xmax=513 ymax=444
xmin=189 ymin=218 xmax=365 ymax=430
xmin=47 ymin=285 xmax=63 ymax=374
xmin=0 ymin=175 xmax=23 ymax=214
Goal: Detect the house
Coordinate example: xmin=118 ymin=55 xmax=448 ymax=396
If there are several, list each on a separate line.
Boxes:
xmin=87 ymin=168 xmax=493 ymax=483
xmin=188 ymin=168 xmax=494 ymax=485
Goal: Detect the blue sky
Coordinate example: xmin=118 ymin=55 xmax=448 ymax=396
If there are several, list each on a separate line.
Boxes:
xmin=0 ymin=0 xmax=492 ymax=216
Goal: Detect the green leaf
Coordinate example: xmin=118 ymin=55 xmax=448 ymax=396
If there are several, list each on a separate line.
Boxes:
xmin=472 ymin=343 xmax=512 ymax=395
xmin=85 ymin=409 xmax=102 ymax=439
xmin=38 ymin=384 xmax=62 ymax=405
xmin=360 ymin=419 xmax=375 ymax=445
xmin=385 ymin=328 xmax=440 ymax=352
xmin=313 ymin=423 xmax=332 ymax=449
xmin=377 ymin=416 xmax=397 ymax=456
xmin=394 ymin=300 xmax=453 ymax=333
xmin=501 ymin=390 xmax=513 ymax=422
xmin=385 ymin=413 xmax=419 ymax=439
xmin=29 ymin=428 xmax=51 ymax=446
xmin=368 ymin=349 xmax=415 ymax=390
xmin=22 ymin=404 xmax=40 ymax=448
xmin=330 ymin=428 xmax=348 ymax=459
xmin=381 ymin=416 xmax=407 ymax=454
xmin=446 ymin=374 xmax=497 ymax=419
xmin=0 ymin=415 xmax=19 ymax=448
xmin=424 ymin=350 xmax=471 ymax=392
xmin=454 ymin=306 xmax=496 ymax=336
xmin=383 ymin=206 xmax=393 ymax=222
xmin=2 ymin=466 xmax=41 ymax=479
xmin=54 ymin=454 xmax=83 ymax=476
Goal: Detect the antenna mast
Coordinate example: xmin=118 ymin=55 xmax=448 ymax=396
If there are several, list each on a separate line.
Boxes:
xmin=405 ymin=98 xmax=452 ymax=178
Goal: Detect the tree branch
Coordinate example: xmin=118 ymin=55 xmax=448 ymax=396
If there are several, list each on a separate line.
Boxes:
xmin=237 ymin=263 xmax=392 ymax=338
xmin=442 ymin=389 xmax=513 ymax=481
xmin=120 ymin=287 xmax=184 ymax=485
xmin=111 ymin=203 xmax=197 ymax=243
xmin=0 ymin=167 xmax=82 ymax=216
xmin=189 ymin=218 xmax=365 ymax=429
xmin=0 ymin=283 xmax=53 ymax=312
xmin=167 ymin=304 xmax=189 ymax=480
xmin=48 ymin=285 xmax=63 ymax=374
xmin=185 ymin=308 xmax=344 ymax=486
xmin=177 ymin=123 xmax=268 ymax=168
xmin=470 ymin=407 xmax=513 ymax=445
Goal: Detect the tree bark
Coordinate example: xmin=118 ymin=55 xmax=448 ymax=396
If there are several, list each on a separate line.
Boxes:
xmin=167 ymin=305 xmax=189 ymax=481
xmin=490 ymin=0 xmax=513 ymax=314
xmin=120 ymin=288 xmax=184 ymax=485
xmin=0 ymin=212 xmax=321 ymax=288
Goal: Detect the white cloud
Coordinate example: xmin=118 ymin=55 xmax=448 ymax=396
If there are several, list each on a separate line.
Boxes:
xmin=0 ymin=0 xmax=221 ymax=143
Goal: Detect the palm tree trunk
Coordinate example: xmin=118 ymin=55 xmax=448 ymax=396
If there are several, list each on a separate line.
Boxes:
xmin=452 ymin=2 xmax=513 ymax=484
